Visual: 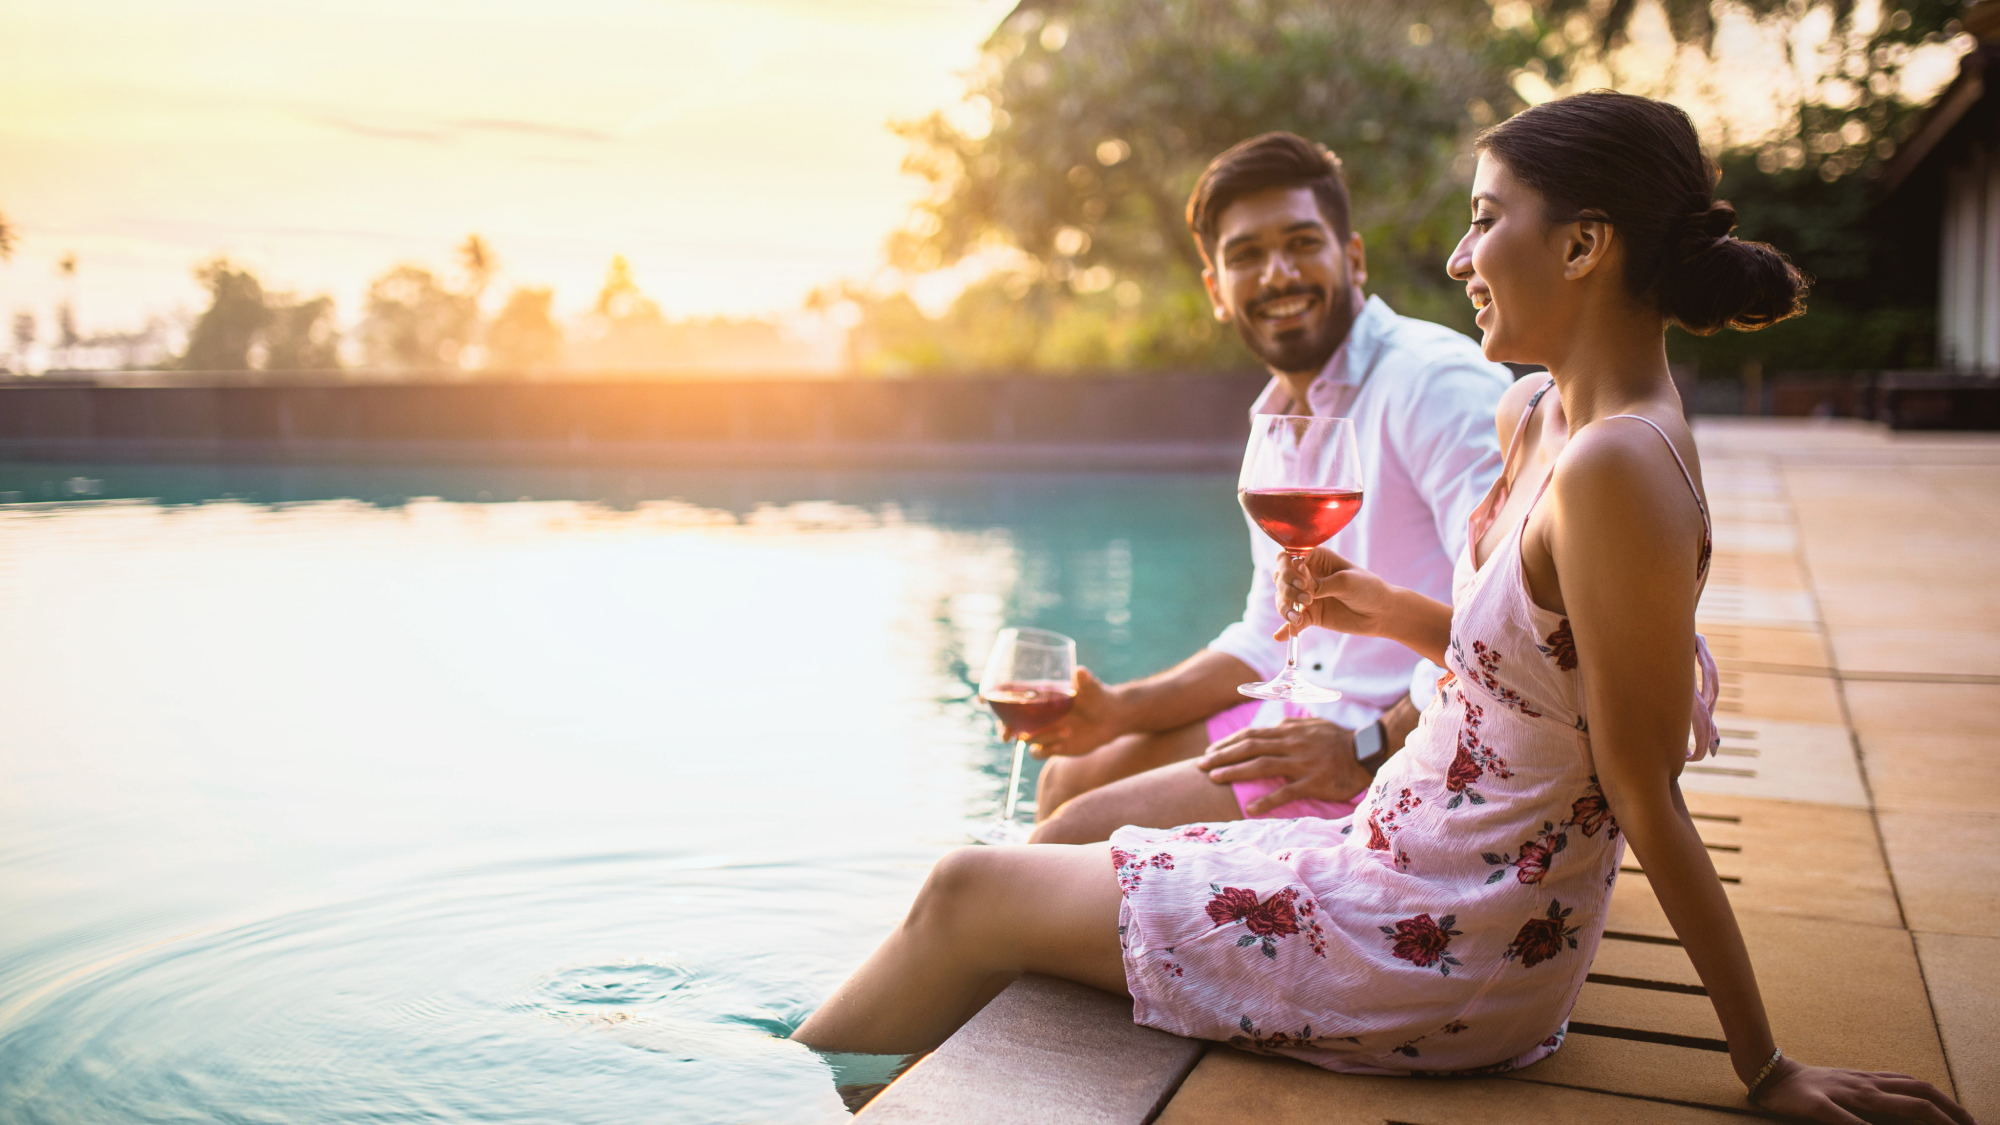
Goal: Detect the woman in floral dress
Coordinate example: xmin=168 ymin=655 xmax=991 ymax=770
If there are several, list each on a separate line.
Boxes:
xmin=793 ymin=92 xmax=1974 ymax=1124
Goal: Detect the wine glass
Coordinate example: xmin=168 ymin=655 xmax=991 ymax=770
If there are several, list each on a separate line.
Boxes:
xmin=975 ymin=627 xmax=1076 ymax=845
xmin=1237 ymin=413 xmax=1365 ymax=703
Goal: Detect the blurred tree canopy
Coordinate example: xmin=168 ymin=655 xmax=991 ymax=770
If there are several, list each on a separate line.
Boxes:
xmin=180 ymin=258 xmax=342 ymax=371
xmin=852 ymin=0 xmax=1971 ymax=376
xmin=359 ymin=265 xmax=477 ymax=370
xmin=486 ymin=287 xmax=565 ymax=373
xmin=0 ymin=208 xmax=14 ymax=262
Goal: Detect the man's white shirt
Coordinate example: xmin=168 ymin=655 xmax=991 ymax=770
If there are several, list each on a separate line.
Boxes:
xmin=1207 ymin=294 xmax=1511 ymax=731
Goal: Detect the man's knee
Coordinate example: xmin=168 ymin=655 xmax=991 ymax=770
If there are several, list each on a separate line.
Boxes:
xmin=1028 ymin=791 xmax=1115 ymax=845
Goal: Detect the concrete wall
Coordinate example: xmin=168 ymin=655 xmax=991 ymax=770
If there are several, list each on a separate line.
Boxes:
xmin=0 ymin=374 xmax=1273 ymax=470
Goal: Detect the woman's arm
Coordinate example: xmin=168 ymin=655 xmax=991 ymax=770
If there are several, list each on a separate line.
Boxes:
xmin=1273 ymin=548 xmax=1453 ymax=666
xmin=1550 ymin=429 xmax=1972 ymax=1125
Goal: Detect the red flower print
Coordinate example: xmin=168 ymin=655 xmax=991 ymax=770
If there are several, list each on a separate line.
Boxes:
xmin=1509 ymin=824 xmax=1569 ymax=884
xmin=1446 ymin=743 xmax=1481 ymax=792
xmin=1208 ymin=887 xmax=1309 ymax=959
xmin=1204 ymin=886 xmax=1260 ymax=927
xmin=1380 ymin=912 xmax=1464 ymax=975
xmin=1364 ymin=811 xmax=1390 ymax=851
xmin=1540 ymin=619 xmax=1578 ymax=671
xmin=1169 ymin=825 xmax=1222 ymax=843
xmin=1243 ymin=891 xmax=1300 ymax=938
xmin=1504 ymin=899 xmax=1581 ymax=968
xmin=1568 ymin=777 xmax=1617 ymax=839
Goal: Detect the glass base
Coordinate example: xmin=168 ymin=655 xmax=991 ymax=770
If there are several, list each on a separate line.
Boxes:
xmin=1238 ymin=675 xmax=1342 ymax=704
xmin=974 ymin=820 xmax=1033 ymax=846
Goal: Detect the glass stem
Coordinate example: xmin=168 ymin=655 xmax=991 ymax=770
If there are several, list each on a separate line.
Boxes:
xmin=1283 ymin=549 xmax=1306 ymax=678
xmin=1002 ymin=739 xmax=1029 ymax=824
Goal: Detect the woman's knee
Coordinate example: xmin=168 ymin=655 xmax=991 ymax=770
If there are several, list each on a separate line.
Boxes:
xmin=906 ymin=846 xmax=1011 ymax=934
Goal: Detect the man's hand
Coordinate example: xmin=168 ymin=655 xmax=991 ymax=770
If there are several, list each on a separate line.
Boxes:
xmin=1195 ymin=717 xmax=1371 ymax=814
xmin=1010 ymin=668 xmax=1131 ymax=759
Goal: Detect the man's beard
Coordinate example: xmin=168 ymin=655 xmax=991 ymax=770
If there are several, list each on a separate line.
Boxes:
xmin=1231 ymin=282 xmax=1356 ymax=377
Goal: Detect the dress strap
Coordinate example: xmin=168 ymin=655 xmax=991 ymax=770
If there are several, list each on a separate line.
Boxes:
xmin=1603 ymin=413 xmax=1721 ymax=762
xmin=1466 ymin=375 xmax=1557 ymax=557
xmin=1602 ymin=414 xmax=1710 ymax=542
xmin=1502 ymin=375 xmax=1557 ymax=491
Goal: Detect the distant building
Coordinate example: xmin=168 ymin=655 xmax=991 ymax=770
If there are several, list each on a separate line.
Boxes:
xmin=1882 ymin=1 xmax=2000 ymax=371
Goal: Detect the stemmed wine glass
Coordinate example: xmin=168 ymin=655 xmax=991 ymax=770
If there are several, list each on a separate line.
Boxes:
xmin=1237 ymin=413 xmax=1365 ymax=703
xmin=975 ymin=627 xmax=1076 ymax=845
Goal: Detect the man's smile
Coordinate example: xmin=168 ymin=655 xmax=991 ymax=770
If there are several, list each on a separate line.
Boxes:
xmin=1248 ymin=287 xmax=1322 ymax=331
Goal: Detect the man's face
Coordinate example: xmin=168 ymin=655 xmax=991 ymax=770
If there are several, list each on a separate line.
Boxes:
xmin=1203 ymin=186 xmax=1366 ymax=377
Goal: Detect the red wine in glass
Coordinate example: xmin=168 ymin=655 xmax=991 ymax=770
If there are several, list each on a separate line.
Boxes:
xmin=1239 ymin=488 xmax=1365 ymax=552
xmin=981 ymin=681 xmax=1077 ymax=736
xmin=976 ymin=628 xmax=1077 ymax=844
xmin=1236 ymin=415 xmax=1365 ymax=703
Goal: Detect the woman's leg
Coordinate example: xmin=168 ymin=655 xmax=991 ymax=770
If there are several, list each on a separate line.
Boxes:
xmin=1031 ymin=759 xmax=1242 ymax=844
xmin=791 ymin=842 xmax=1126 ymax=1056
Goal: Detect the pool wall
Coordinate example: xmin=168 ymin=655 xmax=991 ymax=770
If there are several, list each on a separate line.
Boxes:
xmin=0 ymin=374 xmax=1269 ymax=470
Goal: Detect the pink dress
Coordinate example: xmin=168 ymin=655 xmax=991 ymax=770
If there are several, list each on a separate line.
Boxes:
xmin=1111 ymin=388 xmax=1721 ymax=1075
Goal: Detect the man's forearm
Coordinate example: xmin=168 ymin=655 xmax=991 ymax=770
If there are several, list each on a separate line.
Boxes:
xmin=1114 ymin=650 xmax=1260 ymax=735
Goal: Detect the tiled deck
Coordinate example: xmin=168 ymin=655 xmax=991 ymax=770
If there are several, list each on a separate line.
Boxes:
xmin=861 ymin=419 xmax=2000 ymax=1124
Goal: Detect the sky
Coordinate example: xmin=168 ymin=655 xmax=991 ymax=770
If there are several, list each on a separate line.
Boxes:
xmin=0 ymin=0 xmax=1007 ymax=346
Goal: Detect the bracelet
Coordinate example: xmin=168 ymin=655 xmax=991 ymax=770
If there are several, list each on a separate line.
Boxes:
xmin=1745 ymin=1047 xmax=1784 ymax=1102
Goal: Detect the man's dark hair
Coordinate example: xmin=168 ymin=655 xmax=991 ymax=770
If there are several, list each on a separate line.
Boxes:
xmin=1186 ymin=132 xmax=1352 ymax=267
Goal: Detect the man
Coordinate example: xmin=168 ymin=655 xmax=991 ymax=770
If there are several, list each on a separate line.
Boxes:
xmin=1025 ymin=132 xmax=1511 ymax=844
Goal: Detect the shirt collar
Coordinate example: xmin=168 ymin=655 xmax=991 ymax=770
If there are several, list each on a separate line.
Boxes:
xmin=1249 ymin=291 xmax=1392 ymax=416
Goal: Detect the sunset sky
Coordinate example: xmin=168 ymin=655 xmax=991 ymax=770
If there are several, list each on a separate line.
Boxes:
xmin=0 ymin=0 xmax=1005 ymax=346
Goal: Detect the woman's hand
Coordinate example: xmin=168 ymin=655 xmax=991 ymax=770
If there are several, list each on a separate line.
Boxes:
xmin=1754 ymin=1058 xmax=1976 ymax=1125
xmin=1272 ymin=547 xmax=1401 ymax=640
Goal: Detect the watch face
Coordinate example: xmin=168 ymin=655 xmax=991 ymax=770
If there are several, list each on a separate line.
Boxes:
xmin=1355 ymin=721 xmax=1384 ymax=760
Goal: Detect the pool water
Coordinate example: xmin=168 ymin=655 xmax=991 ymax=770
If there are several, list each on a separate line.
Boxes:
xmin=0 ymin=463 xmax=1248 ymax=1124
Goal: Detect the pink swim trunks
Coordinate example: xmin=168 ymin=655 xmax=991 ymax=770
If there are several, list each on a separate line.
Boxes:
xmin=1204 ymin=699 xmax=1363 ymax=821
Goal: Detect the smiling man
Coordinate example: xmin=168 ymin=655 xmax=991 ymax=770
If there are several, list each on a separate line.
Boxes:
xmin=1025 ymin=132 xmax=1513 ymax=843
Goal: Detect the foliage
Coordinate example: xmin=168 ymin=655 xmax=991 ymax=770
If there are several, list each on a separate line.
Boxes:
xmin=262 ymin=296 xmax=340 ymax=370
xmin=859 ymin=0 xmax=1967 ymax=375
xmin=179 ymin=259 xmax=269 ymax=371
xmin=179 ymin=258 xmax=342 ymax=371
xmin=359 ymin=265 xmax=477 ymax=370
xmin=0 ymin=208 xmax=13 ymax=262
xmin=485 ymin=287 xmax=565 ymax=373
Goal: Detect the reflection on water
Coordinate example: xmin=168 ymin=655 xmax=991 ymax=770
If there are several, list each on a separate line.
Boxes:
xmin=0 ymin=463 xmax=1245 ymax=1123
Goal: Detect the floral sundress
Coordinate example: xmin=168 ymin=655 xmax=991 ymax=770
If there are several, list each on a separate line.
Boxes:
xmin=1110 ymin=388 xmax=1721 ymax=1074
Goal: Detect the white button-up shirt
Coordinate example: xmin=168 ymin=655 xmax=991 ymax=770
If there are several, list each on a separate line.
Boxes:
xmin=1208 ymin=294 xmax=1511 ymax=731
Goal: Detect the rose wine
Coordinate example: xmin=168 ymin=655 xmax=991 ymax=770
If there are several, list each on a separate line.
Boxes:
xmin=1239 ymin=488 xmax=1365 ymax=552
xmin=981 ymin=681 xmax=1076 ymax=736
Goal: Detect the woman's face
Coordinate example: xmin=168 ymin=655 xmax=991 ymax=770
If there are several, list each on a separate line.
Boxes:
xmin=1447 ymin=155 xmax=1578 ymax=366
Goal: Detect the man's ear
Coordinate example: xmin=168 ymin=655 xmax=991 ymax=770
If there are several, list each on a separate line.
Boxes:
xmin=1202 ymin=266 xmax=1231 ymax=323
xmin=1562 ymin=218 xmax=1612 ymax=280
xmin=1345 ymin=231 xmax=1369 ymax=290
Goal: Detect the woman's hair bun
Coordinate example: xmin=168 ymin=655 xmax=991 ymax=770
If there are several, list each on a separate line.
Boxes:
xmin=1663 ymin=202 xmax=1808 ymax=336
xmin=1475 ymin=92 xmax=1810 ymax=336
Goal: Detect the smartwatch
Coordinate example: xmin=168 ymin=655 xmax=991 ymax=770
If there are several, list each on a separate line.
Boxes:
xmin=1354 ymin=719 xmax=1391 ymax=775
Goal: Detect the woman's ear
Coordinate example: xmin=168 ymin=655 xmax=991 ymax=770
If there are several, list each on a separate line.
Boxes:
xmin=1561 ymin=218 xmax=1612 ymax=280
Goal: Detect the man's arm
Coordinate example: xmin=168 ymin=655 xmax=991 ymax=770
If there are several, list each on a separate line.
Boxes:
xmin=1194 ymin=691 xmax=1423 ymax=812
xmin=1016 ymin=649 xmax=1257 ymax=759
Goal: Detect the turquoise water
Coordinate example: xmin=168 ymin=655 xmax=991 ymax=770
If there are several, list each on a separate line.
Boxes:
xmin=0 ymin=464 xmax=1248 ymax=1123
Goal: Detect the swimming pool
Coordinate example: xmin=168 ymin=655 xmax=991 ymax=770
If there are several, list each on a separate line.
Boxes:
xmin=0 ymin=463 xmax=1248 ymax=1123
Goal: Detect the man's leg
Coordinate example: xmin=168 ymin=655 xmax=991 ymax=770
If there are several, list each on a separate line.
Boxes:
xmin=790 ymin=843 xmax=1126 ymax=1056
xmin=1030 ymin=759 xmax=1241 ymax=844
xmin=1033 ymin=719 xmax=1211 ymax=822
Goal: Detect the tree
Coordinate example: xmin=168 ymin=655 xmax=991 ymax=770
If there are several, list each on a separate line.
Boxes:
xmin=262 ymin=295 xmax=340 ymax=370
xmin=485 ymin=287 xmax=564 ymax=373
xmin=0 ymin=209 xmax=14 ymax=262
xmin=569 ymin=256 xmax=675 ymax=371
xmin=10 ymin=312 xmax=33 ymax=372
xmin=359 ymin=265 xmax=477 ymax=370
xmin=893 ymin=0 xmax=1518 ymax=346
xmin=179 ymin=259 xmax=268 ymax=371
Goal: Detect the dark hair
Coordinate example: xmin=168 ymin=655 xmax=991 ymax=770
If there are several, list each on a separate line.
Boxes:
xmin=1475 ymin=91 xmax=1807 ymax=336
xmin=1186 ymin=132 xmax=1352 ymax=267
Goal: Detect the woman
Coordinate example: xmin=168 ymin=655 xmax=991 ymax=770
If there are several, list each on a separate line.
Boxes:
xmin=792 ymin=92 xmax=1974 ymax=1124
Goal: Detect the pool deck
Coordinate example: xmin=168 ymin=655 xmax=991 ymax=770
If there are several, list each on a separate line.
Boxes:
xmin=859 ymin=418 xmax=2000 ymax=1124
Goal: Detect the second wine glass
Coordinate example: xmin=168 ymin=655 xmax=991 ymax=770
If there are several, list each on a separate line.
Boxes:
xmin=1237 ymin=413 xmax=1365 ymax=703
xmin=976 ymin=627 xmax=1076 ymax=845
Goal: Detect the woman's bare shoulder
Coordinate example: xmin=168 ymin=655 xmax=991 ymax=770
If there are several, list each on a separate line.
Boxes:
xmin=1493 ymin=373 xmax=1550 ymax=448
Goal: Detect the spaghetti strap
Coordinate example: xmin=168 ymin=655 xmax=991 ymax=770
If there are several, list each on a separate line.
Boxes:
xmin=1603 ymin=413 xmax=1721 ymax=762
xmin=1466 ymin=375 xmax=1557 ymax=555
xmin=1603 ymin=413 xmax=1709 ymax=540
